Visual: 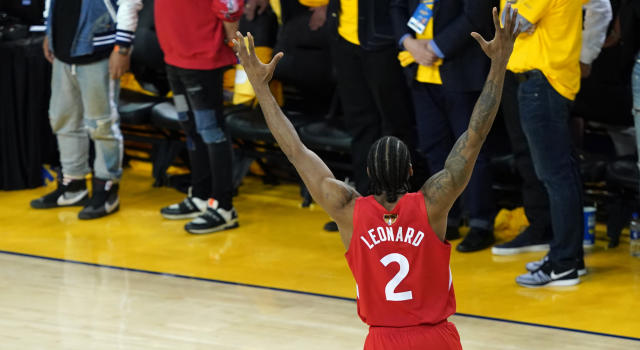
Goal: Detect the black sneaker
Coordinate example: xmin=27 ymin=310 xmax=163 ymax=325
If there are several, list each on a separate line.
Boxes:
xmin=526 ymin=255 xmax=587 ymax=276
xmin=516 ymin=259 xmax=579 ymax=287
xmin=78 ymin=178 xmax=120 ymax=220
xmin=491 ymin=227 xmax=550 ymax=255
xmin=185 ymin=199 xmax=238 ymax=234
xmin=30 ymin=177 xmax=89 ymax=209
xmin=456 ymin=228 xmax=495 ymax=252
xmin=160 ymin=189 xmax=207 ymax=220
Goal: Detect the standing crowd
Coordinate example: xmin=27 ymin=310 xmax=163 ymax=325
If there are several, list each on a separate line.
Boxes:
xmin=32 ymin=0 xmax=640 ymax=288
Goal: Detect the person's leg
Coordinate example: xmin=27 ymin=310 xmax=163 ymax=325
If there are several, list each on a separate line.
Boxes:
xmin=166 ymin=64 xmax=212 ymax=199
xmin=75 ymin=59 xmax=123 ymax=219
xmin=362 ymin=45 xmax=430 ymax=195
xmin=76 ymin=59 xmax=122 ymax=182
xmin=516 ymin=71 xmax=582 ymax=286
xmin=493 ymin=72 xmax=552 ymax=255
xmin=178 ymin=66 xmax=237 ymax=234
xmin=410 ymin=83 xmax=461 ymax=230
xmin=442 ymin=88 xmax=496 ymax=251
xmin=49 ymin=59 xmax=91 ymax=179
xmin=330 ymin=37 xmax=381 ymax=195
xmin=362 ymin=45 xmax=417 ymax=149
xmin=159 ymin=64 xmax=210 ymax=220
xmin=181 ymin=68 xmax=232 ymax=208
xmin=30 ymin=58 xmax=90 ymax=209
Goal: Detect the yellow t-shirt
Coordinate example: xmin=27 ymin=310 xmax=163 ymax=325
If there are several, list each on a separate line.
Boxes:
xmin=338 ymin=0 xmax=360 ymax=45
xmin=504 ymin=0 xmax=583 ymax=101
xmin=299 ymin=0 xmax=329 ymax=6
xmin=415 ymin=2 xmax=442 ymax=85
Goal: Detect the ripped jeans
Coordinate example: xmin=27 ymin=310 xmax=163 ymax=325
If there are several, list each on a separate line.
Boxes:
xmin=165 ymin=64 xmax=232 ymax=207
xmin=49 ymin=58 xmax=123 ymax=181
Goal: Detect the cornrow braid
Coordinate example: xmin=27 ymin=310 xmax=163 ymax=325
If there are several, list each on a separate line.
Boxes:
xmin=366 ymin=136 xmax=412 ymax=203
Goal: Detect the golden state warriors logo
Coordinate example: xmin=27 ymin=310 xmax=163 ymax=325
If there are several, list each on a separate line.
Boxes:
xmin=383 ymin=214 xmax=398 ymax=226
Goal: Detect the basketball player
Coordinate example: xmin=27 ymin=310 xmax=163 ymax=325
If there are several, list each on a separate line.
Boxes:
xmin=234 ymin=5 xmax=518 ymax=348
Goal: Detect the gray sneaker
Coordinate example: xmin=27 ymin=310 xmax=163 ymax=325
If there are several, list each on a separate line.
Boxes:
xmin=517 ymin=260 xmax=580 ymax=288
xmin=526 ymin=255 xmax=587 ymax=276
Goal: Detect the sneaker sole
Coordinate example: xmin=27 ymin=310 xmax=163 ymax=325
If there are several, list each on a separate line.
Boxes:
xmin=78 ymin=204 xmax=120 ymax=220
xmin=517 ymin=277 xmax=580 ymax=288
xmin=186 ymin=220 xmax=239 ymax=235
xmin=526 ymin=266 xmax=587 ymax=277
xmin=161 ymin=211 xmax=205 ymax=220
xmin=30 ymin=197 xmax=89 ymax=209
xmin=492 ymin=243 xmax=550 ymax=256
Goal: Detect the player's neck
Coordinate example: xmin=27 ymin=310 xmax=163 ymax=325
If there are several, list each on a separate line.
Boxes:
xmin=373 ymin=193 xmax=405 ymax=212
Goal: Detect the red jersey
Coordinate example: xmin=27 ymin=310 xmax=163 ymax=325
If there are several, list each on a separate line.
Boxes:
xmin=345 ymin=192 xmax=456 ymax=327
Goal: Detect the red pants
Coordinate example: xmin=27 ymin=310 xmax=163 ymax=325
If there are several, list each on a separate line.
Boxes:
xmin=364 ymin=321 xmax=462 ymax=350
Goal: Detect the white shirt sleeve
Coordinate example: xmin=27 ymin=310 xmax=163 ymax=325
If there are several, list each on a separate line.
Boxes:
xmin=44 ymin=0 xmax=50 ymax=20
xmin=115 ymin=0 xmax=143 ymax=47
xmin=581 ymin=0 xmax=613 ymax=64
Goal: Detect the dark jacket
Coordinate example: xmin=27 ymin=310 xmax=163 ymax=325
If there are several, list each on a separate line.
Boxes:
xmin=390 ymin=0 xmax=495 ymax=91
xmin=328 ymin=0 xmax=397 ymax=50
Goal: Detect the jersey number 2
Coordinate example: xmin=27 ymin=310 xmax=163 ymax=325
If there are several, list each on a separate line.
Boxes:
xmin=380 ymin=253 xmax=413 ymax=301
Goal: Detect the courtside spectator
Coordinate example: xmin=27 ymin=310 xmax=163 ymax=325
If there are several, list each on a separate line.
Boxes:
xmin=155 ymin=0 xmax=242 ymax=234
xmin=325 ymin=0 xmax=418 ymax=197
xmin=31 ymin=0 xmax=142 ymax=219
xmin=498 ymin=0 xmax=609 ymax=287
xmin=391 ymin=0 xmax=496 ymax=250
xmin=493 ymin=0 xmax=611 ymax=257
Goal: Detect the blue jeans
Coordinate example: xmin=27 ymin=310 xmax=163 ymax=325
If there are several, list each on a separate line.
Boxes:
xmin=411 ymin=82 xmax=495 ymax=230
xmin=517 ymin=70 xmax=583 ymax=271
xmin=49 ymin=58 xmax=123 ymax=181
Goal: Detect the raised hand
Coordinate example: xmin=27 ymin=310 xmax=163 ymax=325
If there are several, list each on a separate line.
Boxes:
xmin=471 ymin=5 xmax=520 ymax=66
xmin=233 ymin=32 xmax=283 ymax=88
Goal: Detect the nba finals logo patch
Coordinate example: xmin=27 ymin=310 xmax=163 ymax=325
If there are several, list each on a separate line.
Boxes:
xmin=383 ymin=214 xmax=398 ymax=226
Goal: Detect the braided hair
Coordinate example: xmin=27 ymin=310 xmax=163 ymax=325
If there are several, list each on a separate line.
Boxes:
xmin=366 ymin=136 xmax=412 ymax=203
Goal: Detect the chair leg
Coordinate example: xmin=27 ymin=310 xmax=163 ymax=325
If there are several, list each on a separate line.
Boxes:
xmin=232 ymin=148 xmax=254 ymax=190
xmin=152 ymin=139 xmax=185 ymax=187
xmin=300 ymin=183 xmax=313 ymax=208
xmin=606 ymin=196 xmax=631 ymax=248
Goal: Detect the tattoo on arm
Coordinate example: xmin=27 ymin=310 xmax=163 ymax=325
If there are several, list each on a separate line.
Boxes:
xmin=469 ymin=80 xmax=500 ymax=139
xmin=424 ymin=132 xmax=470 ymax=205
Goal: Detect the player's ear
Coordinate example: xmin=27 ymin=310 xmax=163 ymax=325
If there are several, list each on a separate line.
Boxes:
xmin=366 ymin=167 xmax=371 ymax=178
xmin=408 ymin=164 xmax=413 ymax=178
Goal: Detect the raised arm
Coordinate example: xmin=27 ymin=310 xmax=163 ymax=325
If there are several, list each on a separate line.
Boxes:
xmin=421 ymin=6 xmax=519 ymax=240
xmin=233 ymin=33 xmax=359 ymax=249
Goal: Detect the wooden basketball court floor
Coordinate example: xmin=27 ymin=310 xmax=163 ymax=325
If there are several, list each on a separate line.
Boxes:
xmin=0 ymin=162 xmax=638 ymax=349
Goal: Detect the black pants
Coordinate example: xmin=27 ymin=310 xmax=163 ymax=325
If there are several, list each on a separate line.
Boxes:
xmin=501 ymin=71 xmax=553 ymax=239
xmin=330 ymin=37 xmax=416 ymax=195
xmin=411 ymin=82 xmax=495 ymax=230
xmin=165 ymin=64 xmax=233 ymax=209
xmin=274 ymin=10 xmax=333 ymax=111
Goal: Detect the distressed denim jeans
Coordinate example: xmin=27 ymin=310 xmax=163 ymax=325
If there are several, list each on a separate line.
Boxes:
xmin=49 ymin=58 xmax=123 ymax=181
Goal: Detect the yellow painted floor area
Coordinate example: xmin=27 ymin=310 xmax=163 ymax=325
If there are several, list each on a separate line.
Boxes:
xmin=0 ymin=162 xmax=639 ymax=340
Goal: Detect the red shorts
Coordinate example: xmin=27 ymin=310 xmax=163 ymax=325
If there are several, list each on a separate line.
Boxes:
xmin=364 ymin=321 xmax=461 ymax=350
